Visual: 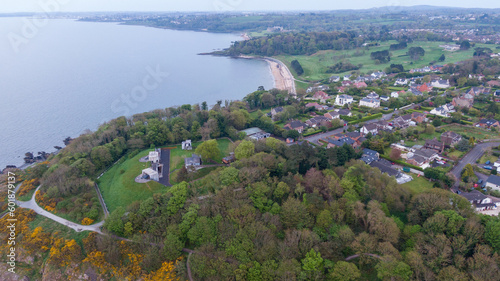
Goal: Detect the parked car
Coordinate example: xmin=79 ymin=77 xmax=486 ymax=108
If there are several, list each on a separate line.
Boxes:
xmin=383 ymin=107 xmax=389 ymax=110
xmin=478 ymin=179 xmax=484 ymax=184
xmin=486 ymin=160 xmax=491 ymax=165
xmin=484 ymin=165 xmax=493 ymax=170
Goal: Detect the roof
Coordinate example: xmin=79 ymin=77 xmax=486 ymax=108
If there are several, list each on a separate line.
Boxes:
xmin=414 ymin=148 xmax=438 ymax=159
xmin=441 ymin=131 xmax=461 ymax=139
xmin=363 ymin=148 xmax=379 ymax=157
xmin=425 ymin=138 xmax=443 ymax=147
xmin=241 ymin=127 xmax=264 ymax=136
xmin=479 ymin=119 xmax=499 ymax=126
xmin=487 ymin=175 xmax=500 ymax=186
xmin=287 ymin=120 xmax=307 ymax=129
xmin=185 ymin=154 xmax=202 ymax=165
xmin=360 ymin=98 xmax=380 ymax=103
xmin=142 ymin=168 xmax=158 ymax=176
xmin=273 ymin=107 xmax=284 ymax=113
xmin=328 ymin=137 xmax=355 ymax=147
xmin=370 ymin=160 xmax=400 ymax=177
xmin=346 ymin=132 xmax=362 ymax=139
xmin=363 ymin=123 xmax=378 ymax=131
xmin=361 ymin=155 xmax=377 ymax=164
xmin=337 ymin=109 xmax=351 ymax=115
xmin=461 ymin=190 xmax=488 ymax=202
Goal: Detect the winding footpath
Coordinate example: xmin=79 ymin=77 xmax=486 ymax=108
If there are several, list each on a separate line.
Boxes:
xmin=15 ymin=186 xmax=105 ymax=234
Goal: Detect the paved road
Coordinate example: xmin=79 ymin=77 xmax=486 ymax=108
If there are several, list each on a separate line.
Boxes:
xmin=450 ymin=141 xmax=500 ymax=188
xmin=16 ymin=186 xmax=104 ymax=233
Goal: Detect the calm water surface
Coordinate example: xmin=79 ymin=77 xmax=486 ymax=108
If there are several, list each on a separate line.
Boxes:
xmin=0 ymin=18 xmax=273 ymax=168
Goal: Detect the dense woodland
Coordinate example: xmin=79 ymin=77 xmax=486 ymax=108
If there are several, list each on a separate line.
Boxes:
xmin=2 ymin=84 xmax=500 ymax=279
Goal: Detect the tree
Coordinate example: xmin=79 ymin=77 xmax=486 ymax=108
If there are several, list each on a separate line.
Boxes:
xmin=291 ymin=60 xmax=304 ymax=76
xmin=485 ymin=219 xmax=500 ymax=252
xmin=301 ymin=249 xmax=324 ymax=280
xmin=162 ymin=233 xmax=184 ymax=261
xmin=104 ymin=207 xmax=125 ymax=235
xmin=457 ymin=77 xmax=467 ymax=87
xmin=461 ymin=164 xmax=475 ymax=181
xmin=235 ymin=140 xmax=255 ymax=160
xmin=167 ymin=182 xmax=188 ymax=215
xmin=285 ymin=130 xmax=300 ymax=140
xmin=439 ymin=54 xmax=445 ymax=62
xmin=456 ymin=139 xmax=471 ymax=152
xmin=432 ymin=118 xmax=442 ymax=127
xmin=195 ymin=139 xmax=220 ymax=161
xmin=389 ymin=148 xmax=402 ymax=161
xmin=330 ymin=261 xmax=361 ymax=281
xmin=219 ymin=167 xmax=239 ymax=186
xmin=468 ymin=137 xmax=476 ymax=146
xmin=424 ymin=168 xmax=443 ymax=181
xmin=375 ymin=259 xmax=412 ymax=281
xmin=424 ymin=124 xmax=435 ymax=134
xmin=408 ymin=47 xmax=425 ymax=61
xmin=460 ymin=40 xmax=470 ymax=50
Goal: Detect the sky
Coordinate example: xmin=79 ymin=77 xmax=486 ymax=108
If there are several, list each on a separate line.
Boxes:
xmin=1 ymin=0 xmax=498 ymax=13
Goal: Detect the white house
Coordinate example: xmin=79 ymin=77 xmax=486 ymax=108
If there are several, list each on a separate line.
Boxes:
xmin=380 ymin=96 xmax=390 ymax=102
xmin=141 ymin=168 xmax=159 ymax=181
xmin=360 ymin=123 xmax=379 ymax=135
xmin=182 ymin=140 xmax=192 ymax=150
xmin=394 ymin=78 xmax=408 ymax=86
xmin=148 ymin=151 xmax=160 ymax=163
xmin=329 ymin=75 xmax=340 ymax=83
xmin=367 ymin=92 xmax=379 ymax=99
xmin=359 ymin=98 xmax=380 ymax=108
xmin=486 ymin=175 xmax=500 ymax=191
xmin=391 ymin=91 xmax=400 ymax=98
xmin=461 ymin=191 xmax=497 ymax=212
xmin=430 ymin=104 xmax=455 ymax=117
xmin=335 ymin=94 xmax=354 ymax=106
xmin=430 ymin=79 xmax=450 ymax=89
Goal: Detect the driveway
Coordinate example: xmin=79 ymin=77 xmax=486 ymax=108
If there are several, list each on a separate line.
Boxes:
xmin=159 ymin=148 xmax=172 ymax=187
xmin=16 ymin=186 xmax=104 ymax=234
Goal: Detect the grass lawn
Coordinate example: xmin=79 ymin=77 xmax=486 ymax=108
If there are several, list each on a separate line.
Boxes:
xmin=440 ymin=124 xmax=499 ymax=140
xmin=170 ymin=166 xmax=221 ymax=185
xmin=275 ymin=40 xmax=492 ymax=81
xmin=448 ymin=150 xmax=466 ymax=160
xmin=479 ymin=153 xmax=498 ymax=165
xmin=169 ymin=138 xmax=232 ymax=172
xmin=18 ymin=188 xmax=36 ymax=202
xmin=401 ymin=175 xmax=434 ymax=195
xmin=249 ymin=108 xmax=271 ymax=120
xmin=98 ymin=150 xmax=169 ymax=213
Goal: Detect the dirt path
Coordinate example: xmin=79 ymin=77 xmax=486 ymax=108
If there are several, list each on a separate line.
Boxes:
xmin=16 ymin=186 xmax=105 ymax=234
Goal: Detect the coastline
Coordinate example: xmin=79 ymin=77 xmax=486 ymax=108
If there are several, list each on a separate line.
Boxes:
xmin=237 ymin=55 xmax=296 ymax=95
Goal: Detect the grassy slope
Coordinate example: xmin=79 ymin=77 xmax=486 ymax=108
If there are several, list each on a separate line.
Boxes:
xmin=401 ymin=174 xmax=434 ymax=195
xmin=275 ymin=41 xmax=492 ymax=81
xmin=169 ymin=138 xmax=232 ymax=171
xmin=98 ymin=150 xmax=169 ymax=212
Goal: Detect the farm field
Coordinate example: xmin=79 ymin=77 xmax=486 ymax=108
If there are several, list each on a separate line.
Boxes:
xmin=275 ymin=40 xmax=493 ymax=81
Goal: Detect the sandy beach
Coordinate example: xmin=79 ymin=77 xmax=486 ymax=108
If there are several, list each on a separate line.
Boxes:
xmin=237 ymin=55 xmax=296 ymax=95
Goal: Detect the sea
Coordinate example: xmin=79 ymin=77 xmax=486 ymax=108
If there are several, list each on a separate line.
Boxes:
xmin=0 ymin=18 xmax=274 ymax=169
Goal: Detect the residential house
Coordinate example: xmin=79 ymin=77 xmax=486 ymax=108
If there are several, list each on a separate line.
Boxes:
xmin=406 ymin=148 xmax=438 ymax=169
xmin=394 ymin=78 xmax=408 ymax=86
xmin=337 ymin=86 xmax=347 ymax=93
xmin=467 ymin=87 xmax=490 ymax=96
xmin=313 ymin=91 xmax=330 ymax=103
xmin=367 ymin=92 xmax=379 ymax=99
xmin=411 ymin=112 xmax=427 ymax=124
xmin=460 ymin=190 xmax=497 ymax=211
xmin=222 ymin=153 xmax=236 ymax=164
xmin=354 ymin=81 xmax=368 ymax=89
xmin=392 ymin=114 xmax=414 ymax=129
xmin=475 ymin=119 xmax=500 ymax=129
xmin=441 ymin=131 xmax=462 ymax=146
xmin=306 ymin=116 xmax=331 ymax=128
xmin=324 ymin=111 xmax=340 ymax=120
xmin=306 ymin=85 xmax=330 ymax=93
xmin=495 ymin=90 xmax=500 ymax=102
xmin=409 ymin=88 xmax=423 ymax=96
xmin=182 ymin=140 xmax=192 ymax=150
xmin=306 ymin=103 xmax=329 ymax=111
xmin=430 ymin=104 xmax=455 ymax=117
xmin=361 ymin=148 xmax=380 ymax=164
xmin=371 ymin=71 xmax=387 ymax=79
xmin=359 ymin=98 xmax=380 ymax=108
xmin=249 ymin=132 xmax=271 ymax=141
xmin=284 ymin=120 xmax=307 ymax=134
xmin=391 ymin=91 xmax=400 ymax=98
xmin=417 ymin=83 xmax=432 ymax=92
xmin=486 ymin=175 xmax=500 ymax=191
xmin=370 ymin=159 xmax=401 ymax=178
xmin=141 ymin=168 xmax=160 ymax=181
xmin=430 ymin=79 xmax=450 ymax=89
xmin=327 ymin=137 xmax=356 ymax=149
xmin=343 ymin=74 xmax=352 ymax=81
xmin=271 ymin=107 xmax=284 ymax=120
xmin=337 ymin=109 xmax=352 ymax=117
xmin=342 ymin=80 xmax=352 ymax=87
xmin=487 ymin=80 xmax=500 ymax=87
xmin=452 ymin=94 xmax=474 ymax=108
xmin=424 ymin=138 xmax=445 ymax=153
xmin=335 ymin=94 xmax=354 ymax=106
xmin=185 ymin=154 xmax=202 ymax=169
xmin=329 ymin=75 xmax=340 ymax=83
xmin=380 ymin=96 xmax=390 ymax=102
xmin=360 ymin=123 xmax=379 ymax=136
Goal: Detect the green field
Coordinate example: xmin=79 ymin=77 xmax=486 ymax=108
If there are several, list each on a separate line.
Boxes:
xmin=275 ymin=41 xmax=492 ymax=81
xmin=169 ymin=138 xmax=232 ymax=172
xmin=401 ymin=175 xmax=434 ymax=195
xmin=98 ymin=150 xmax=169 ymax=212
xmin=440 ymin=124 xmax=499 ymax=140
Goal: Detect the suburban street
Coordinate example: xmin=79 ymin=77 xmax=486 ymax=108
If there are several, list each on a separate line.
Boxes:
xmin=450 ymin=141 xmax=500 ymax=188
